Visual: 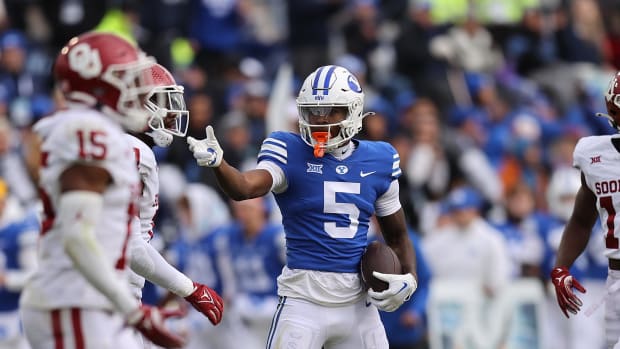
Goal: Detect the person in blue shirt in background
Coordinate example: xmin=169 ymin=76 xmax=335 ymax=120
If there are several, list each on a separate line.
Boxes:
xmin=225 ymin=196 xmax=286 ymax=349
xmin=0 ymin=178 xmax=39 ymax=349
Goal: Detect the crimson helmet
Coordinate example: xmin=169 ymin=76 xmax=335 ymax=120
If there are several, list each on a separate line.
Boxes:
xmin=53 ymin=32 xmax=157 ymax=132
xmin=143 ymin=63 xmax=188 ymax=147
xmin=597 ymin=71 xmax=620 ymax=131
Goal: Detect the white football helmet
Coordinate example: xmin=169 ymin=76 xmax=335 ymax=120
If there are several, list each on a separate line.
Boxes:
xmin=143 ymin=63 xmax=189 ymax=147
xmin=296 ymin=65 xmax=368 ymax=156
xmin=546 ymin=166 xmax=581 ymax=222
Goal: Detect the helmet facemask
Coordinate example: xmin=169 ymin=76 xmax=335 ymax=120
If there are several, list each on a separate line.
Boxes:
xmin=596 ymin=72 xmax=620 ymax=132
xmin=144 ymin=85 xmax=189 ymax=146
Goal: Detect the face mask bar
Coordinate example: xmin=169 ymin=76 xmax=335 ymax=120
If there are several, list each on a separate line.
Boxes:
xmin=145 ymin=86 xmax=189 ymax=136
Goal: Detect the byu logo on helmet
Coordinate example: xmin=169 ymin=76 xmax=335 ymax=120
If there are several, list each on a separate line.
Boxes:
xmin=347 ymin=75 xmax=362 ymax=93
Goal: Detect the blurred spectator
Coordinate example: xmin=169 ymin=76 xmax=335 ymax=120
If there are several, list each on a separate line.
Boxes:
xmin=137 ymin=0 xmax=190 ymax=68
xmin=286 ymin=0 xmax=346 ymax=79
xmin=394 ymin=1 xmax=453 ymax=110
xmin=217 ymin=110 xmax=256 ymax=171
xmin=555 ymin=0 xmax=606 ymax=65
xmin=430 ymin=12 xmax=504 ymax=74
xmin=0 ymin=178 xmax=38 ymax=349
xmin=490 ymin=181 xmax=545 ymax=279
xmin=224 ymin=197 xmax=285 ymax=349
xmin=341 ymin=1 xmax=380 ymax=73
xmin=0 ymin=119 xmax=37 ymax=207
xmin=503 ymin=6 xmax=559 ymax=76
xmin=170 ymin=183 xmax=235 ymax=349
xmin=423 ymin=186 xmax=511 ymax=297
xmin=188 ymin=0 xmax=249 ymax=80
xmin=0 ymin=30 xmax=53 ymax=127
xmin=37 ymin=0 xmax=109 ymax=53
xmin=404 ymin=98 xmax=503 ymax=233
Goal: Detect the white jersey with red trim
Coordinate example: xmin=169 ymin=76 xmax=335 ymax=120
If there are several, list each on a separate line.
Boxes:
xmin=125 ymin=135 xmax=159 ymax=298
xmin=573 ymin=135 xmax=620 ymax=260
xmin=126 ymin=135 xmax=159 ymax=242
xmin=20 ymin=108 xmax=140 ymax=310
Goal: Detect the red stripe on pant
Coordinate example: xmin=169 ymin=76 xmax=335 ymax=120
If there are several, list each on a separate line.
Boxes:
xmin=51 ymin=309 xmax=63 ymax=349
xmin=51 ymin=309 xmax=85 ymax=349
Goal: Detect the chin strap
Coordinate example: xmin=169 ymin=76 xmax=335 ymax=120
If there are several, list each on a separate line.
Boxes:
xmin=146 ymin=129 xmax=174 ymax=147
xmin=312 ymin=132 xmax=329 ymax=158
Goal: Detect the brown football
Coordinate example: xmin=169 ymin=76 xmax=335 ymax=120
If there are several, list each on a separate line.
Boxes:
xmin=360 ymin=241 xmax=401 ymax=292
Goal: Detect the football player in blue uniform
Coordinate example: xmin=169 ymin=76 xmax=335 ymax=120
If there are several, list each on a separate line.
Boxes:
xmin=187 ymin=65 xmax=418 ymax=349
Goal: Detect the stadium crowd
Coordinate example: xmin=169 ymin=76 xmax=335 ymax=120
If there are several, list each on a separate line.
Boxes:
xmin=2 ymin=0 xmax=620 ymax=348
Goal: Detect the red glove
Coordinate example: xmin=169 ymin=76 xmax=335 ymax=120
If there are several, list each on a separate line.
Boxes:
xmin=126 ymin=305 xmax=186 ymax=348
xmin=550 ymin=266 xmax=586 ymax=318
xmin=184 ymin=282 xmax=224 ymax=325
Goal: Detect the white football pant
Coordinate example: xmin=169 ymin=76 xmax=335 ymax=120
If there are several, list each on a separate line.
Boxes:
xmin=20 ymin=307 xmax=141 ymax=349
xmin=265 ymin=296 xmax=388 ymax=349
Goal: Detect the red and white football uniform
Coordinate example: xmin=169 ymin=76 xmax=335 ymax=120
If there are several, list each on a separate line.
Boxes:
xmin=573 ymin=135 xmax=620 ymax=348
xmin=127 ymin=135 xmax=159 ymax=242
xmin=125 ymin=134 xmax=158 ymax=298
xmin=21 ymin=109 xmax=138 ymax=310
xmin=19 ymin=109 xmax=142 ymax=348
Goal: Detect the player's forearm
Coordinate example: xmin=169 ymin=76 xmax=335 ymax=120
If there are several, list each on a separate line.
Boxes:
xmin=60 ymin=191 xmax=138 ymax=316
xmin=129 ymin=237 xmax=194 ymax=297
xmin=213 ymin=160 xmax=270 ymax=200
xmin=379 ymin=210 xmax=417 ymax=277
xmin=554 ymin=223 xmax=591 ymax=268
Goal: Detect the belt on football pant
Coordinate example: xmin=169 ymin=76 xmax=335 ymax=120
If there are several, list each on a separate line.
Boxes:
xmin=609 ymin=259 xmax=620 ymax=270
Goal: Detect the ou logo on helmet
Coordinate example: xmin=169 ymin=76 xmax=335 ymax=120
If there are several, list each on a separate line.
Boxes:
xmin=68 ymin=43 xmax=103 ymax=79
xmin=347 ymin=75 xmax=362 ymax=93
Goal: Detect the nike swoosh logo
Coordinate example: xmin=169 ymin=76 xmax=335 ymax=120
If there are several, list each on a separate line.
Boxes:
xmin=365 ymin=301 xmax=372 ymax=307
xmin=398 ymin=282 xmax=407 ymax=293
xmin=360 ymin=171 xmax=376 ymax=177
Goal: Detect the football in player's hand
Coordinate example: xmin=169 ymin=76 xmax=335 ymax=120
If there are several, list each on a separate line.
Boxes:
xmin=360 ymin=241 xmax=401 ymax=292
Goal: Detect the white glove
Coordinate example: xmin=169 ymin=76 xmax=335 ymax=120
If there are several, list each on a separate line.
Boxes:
xmin=367 ymin=272 xmax=417 ymax=312
xmin=187 ymin=126 xmax=223 ymax=167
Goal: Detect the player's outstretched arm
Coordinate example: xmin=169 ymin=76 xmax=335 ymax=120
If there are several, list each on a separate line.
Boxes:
xmin=59 ymin=165 xmax=186 ymax=348
xmin=552 ymin=173 xmax=598 ymax=318
xmin=129 ymin=237 xmax=224 ymax=325
xmin=368 ymin=208 xmax=418 ymax=312
xmin=187 ymin=126 xmax=272 ymax=200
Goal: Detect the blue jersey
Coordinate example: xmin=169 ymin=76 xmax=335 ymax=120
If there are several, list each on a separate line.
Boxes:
xmin=226 ymin=223 xmax=285 ymax=298
xmin=258 ymin=132 xmax=400 ymax=273
xmin=0 ymin=211 xmax=39 ymax=311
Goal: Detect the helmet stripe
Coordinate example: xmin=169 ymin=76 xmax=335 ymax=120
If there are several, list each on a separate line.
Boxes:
xmin=311 ymin=66 xmax=326 ymax=95
xmin=321 ymin=66 xmax=337 ymax=95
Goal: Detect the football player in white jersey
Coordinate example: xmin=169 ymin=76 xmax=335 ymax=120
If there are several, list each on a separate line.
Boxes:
xmin=552 ymin=70 xmax=620 ymax=349
xmin=187 ymin=65 xmax=418 ymax=349
xmin=124 ymin=63 xmax=224 ymax=328
xmin=19 ymin=32 xmax=185 ymax=349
